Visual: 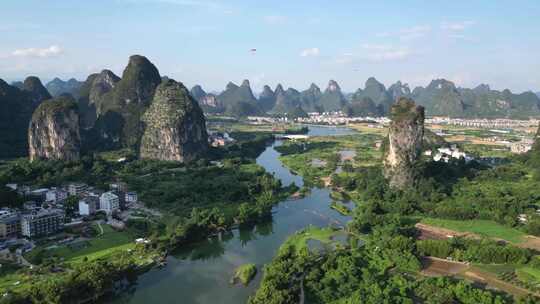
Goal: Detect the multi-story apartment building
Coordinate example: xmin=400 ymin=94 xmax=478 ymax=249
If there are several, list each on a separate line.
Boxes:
xmin=99 ymin=192 xmax=120 ymax=214
xmin=68 ymin=183 xmax=88 ymax=196
xmin=0 ymin=209 xmax=20 ymax=239
xmin=20 ymin=209 xmax=64 ymax=238
xmin=46 ymin=188 xmax=68 ymax=203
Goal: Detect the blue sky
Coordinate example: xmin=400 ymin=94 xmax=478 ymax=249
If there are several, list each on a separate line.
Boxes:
xmin=1 ymin=0 xmax=539 ymax=93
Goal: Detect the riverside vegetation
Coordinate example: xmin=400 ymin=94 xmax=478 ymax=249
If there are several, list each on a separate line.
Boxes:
xmin=252 ymin=119 xmax=540 ymax=302
xmin=0 ymin=129 xmax=297 ymax=303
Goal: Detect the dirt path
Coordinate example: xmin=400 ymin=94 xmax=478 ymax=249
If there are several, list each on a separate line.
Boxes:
xmin=518 ymin=235 xmax=540 ymax=251
xmin=420 ymin=256 xmax=469 ymax=276
xmin=96 ymin=221 xmax=104 ymax=235
xmin=415 ymin=223 xmax=478 ymax=240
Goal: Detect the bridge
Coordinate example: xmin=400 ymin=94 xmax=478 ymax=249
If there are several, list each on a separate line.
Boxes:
xmin=275 ymin=134 xmax=309 ymax=140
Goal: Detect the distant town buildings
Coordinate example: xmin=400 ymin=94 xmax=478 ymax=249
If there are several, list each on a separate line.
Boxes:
xmin=1 ymin=181 xmax=139 ymax=240
xmin=79 ymin=196 xmax=98 ymax=216
xmin=247 ymin=113 xmax=390 ymax=126
xmin=426 ymin=146 xmax=473 ymax=163
xmin=68 ymin=183 xmax=88 ymax=196
xmin=20 ymin=208 xmax=64 ymax=238
xmin=0 ymin=209 xmax=20 ymax=239
xmin=46 ymin=188 xmax=68 ymax=203
xmin=100 ymin=192 xmax=120 ymax=214
xmin=208 ymin=131 xmax=235 ymax=147
xmin=125 ymin=192 xmax=138 ymax=204
xmin=510 ymin=138 xmax=534 ymax=154
xmin=426 ymin=117 xmax=539 ymax=129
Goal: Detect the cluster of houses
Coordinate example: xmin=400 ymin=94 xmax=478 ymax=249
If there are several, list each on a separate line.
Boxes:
xmin=510 ymin=138 xmax=534 ymax=154
xmin=0 ymin=182 xmax=138 ymax=240
xmin=247 ymin=113 xmax=390 ymax=126
xmin=424 ymin=146 xmax=474 ymax=163
xmin=208 ymin=131 xmax=235 ymax=147
xmin=426 ymin=117 xmax=539 ymax=129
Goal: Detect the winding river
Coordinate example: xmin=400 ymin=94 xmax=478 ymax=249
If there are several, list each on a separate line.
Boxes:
xmin=110 ymin=126 xmax=356 ymax=304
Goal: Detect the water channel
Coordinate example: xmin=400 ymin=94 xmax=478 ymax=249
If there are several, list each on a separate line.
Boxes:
xmin=110 ymin=125 xmax=356 ymax=304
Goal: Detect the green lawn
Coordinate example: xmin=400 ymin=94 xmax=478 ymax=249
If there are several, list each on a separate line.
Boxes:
xmin=0 ymin=262 xmax=28 ymax=293
xmin=25 ymin=224 xmax=135 ymax=265
xmin=421 ymin=218 xmax=526 ymax=244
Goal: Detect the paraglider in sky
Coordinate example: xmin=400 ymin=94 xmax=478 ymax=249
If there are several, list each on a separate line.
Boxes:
xmin=249 ymin=48 xmax=257 ymax=54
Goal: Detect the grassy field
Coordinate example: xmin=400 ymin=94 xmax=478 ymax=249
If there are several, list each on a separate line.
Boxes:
xmin=25 ymin=224 xmax=135 ymax=265
xmin=421 ymin=218 xmax=526 ymax=244
xmin=0 ymin=262 xmax=28 ymax=293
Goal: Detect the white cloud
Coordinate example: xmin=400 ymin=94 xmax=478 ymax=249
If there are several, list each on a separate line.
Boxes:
xmin=441 ymin=20 xmax=476 ymax=31
xmin=11 ymin=45 xmax=63 ymax=58
xmin=300 ymin=47 xmax=320 ymax=57
xmin=360 ymin=44 xmax=411 ymax=62
xmin=398 ymin=25 xmax=431 ymax=41
xmin=264 ymin=15 xmax=287 ymax=25
xmin=119 ymin=0 xmax=220 ymax=9
xmin=375 ymin=25 xmax=430 ymax=41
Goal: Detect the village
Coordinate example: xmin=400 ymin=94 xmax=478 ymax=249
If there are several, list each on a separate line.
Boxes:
xmin=0 ymin=181 xmax=157 ymax=267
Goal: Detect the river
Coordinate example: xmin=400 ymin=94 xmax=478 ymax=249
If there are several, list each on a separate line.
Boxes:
xmin=110 ymin=125 xmax=356 ymax=304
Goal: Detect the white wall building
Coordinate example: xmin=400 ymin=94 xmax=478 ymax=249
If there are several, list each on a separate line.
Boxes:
xmin=46 ymin=188 xmax=68 ymax=203
xmin=100 ymin=192 xmax=119 ymax=214
xmin=79 ymin=196 xmax=98 ymax=216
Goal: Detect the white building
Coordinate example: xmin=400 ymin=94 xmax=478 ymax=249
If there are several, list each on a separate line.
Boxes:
xmin=46 ymin=188 xmax=68 ymax=203
xmin=125 ymin=192 xmax=138 ymax=203
xmin=79 ymin=196 xmax=98 ymax=216
xmin=99 ymin=192 xmax=119 ymax=214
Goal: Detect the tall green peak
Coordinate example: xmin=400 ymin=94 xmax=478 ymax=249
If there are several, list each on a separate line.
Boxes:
xmin=140 ymin=79 xmax=208 ymax=162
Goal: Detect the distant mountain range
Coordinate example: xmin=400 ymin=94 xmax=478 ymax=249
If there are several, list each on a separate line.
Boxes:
xmin=45 ymin=78 xmax=83 ymax=98
xmin=191 ymin=78 xmax=540 ymax=119
xmin=3 ymin=55 xmax=540 ymax=160
xmin=4 ymin=72 xmax=540 ymax=128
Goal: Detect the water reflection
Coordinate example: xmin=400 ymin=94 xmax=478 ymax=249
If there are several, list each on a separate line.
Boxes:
xmin=108 ymin=125 xmax=356 ymax=304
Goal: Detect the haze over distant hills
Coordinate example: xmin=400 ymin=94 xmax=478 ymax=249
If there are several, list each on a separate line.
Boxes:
xmin=191 ymin=78 xmax=540 ymax=119
xmin=7 ymin=71 xmax=540 ymax=120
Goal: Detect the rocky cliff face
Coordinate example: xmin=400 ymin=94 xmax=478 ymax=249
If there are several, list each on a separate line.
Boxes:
xmin=0 ymin=79 xmax=36 ymax=158
xmin=319 ymin=80 xmax=346 ymax=112
xmin=190 ymin=85 xmax=222 ymax=112
xmin=412 ymin=79 xmax=465 ymax=117
xmin=140 ymin=80 xmax=208 ymax=162
xmin=217 ymin=80 xmax=261 ymax=117
xmin=383 ymin=97 xmax=425 ymax=190
xmin=78 ymin=70 xmax=120 ymax=129
xmin=95 ymin=55 xmax=161 ymax=149
xmin=28 ymin=95 xmax=81 ymax=161
xmin=258 ymin=85 xmax=276 ymax=112
xmin=300 ymin=83 xmax=323 ymax=112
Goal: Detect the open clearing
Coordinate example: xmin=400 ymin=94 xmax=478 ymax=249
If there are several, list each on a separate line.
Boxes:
xmin=420 ymin=218 xmax=526 ymax=244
